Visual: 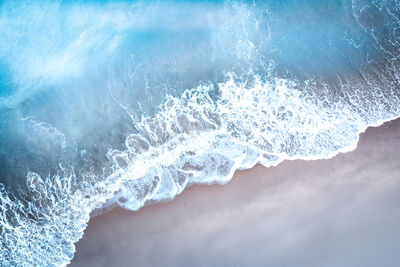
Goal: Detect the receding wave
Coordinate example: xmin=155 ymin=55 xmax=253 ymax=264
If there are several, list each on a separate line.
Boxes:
xmin=1 ymin=1 xmax=400 ymax=266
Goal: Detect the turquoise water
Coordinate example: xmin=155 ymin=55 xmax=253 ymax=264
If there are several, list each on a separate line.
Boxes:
xmin=0 ymin=1 xmax=400 ymax=266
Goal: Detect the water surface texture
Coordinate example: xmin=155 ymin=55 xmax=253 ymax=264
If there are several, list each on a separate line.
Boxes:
xmin=1 ymin=1 xmax=400 ymax=266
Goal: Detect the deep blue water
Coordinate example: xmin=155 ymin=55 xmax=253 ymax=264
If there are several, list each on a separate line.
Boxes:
xmin=0 ymin=0 xmax=400 ymax=266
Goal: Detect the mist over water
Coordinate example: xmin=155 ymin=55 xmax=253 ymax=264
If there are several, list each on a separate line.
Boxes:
xmin=0 ymin=0 xmax=400 ymax=265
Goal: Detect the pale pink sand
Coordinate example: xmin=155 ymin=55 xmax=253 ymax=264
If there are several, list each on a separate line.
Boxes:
xmin=70 ymin=119 xmax=400 ymax=267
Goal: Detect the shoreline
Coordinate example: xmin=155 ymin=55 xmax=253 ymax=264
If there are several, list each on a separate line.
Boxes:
xmin=70 ymin=118 xmax=400 ymax=266
xmin=90 ymin=115 xmax=400 ymax=220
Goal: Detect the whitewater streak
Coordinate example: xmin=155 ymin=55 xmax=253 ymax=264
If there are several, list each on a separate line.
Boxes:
xmin=0 ymin=0 xmax=400 ymax=266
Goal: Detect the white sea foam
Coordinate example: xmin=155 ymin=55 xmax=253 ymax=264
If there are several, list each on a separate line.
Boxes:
xmin=2 ymin=70 xmax=400 ymax=266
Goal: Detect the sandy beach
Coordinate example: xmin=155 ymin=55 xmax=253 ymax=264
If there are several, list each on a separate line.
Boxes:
xmin=70 ymin=118 xmax=400 ymax=267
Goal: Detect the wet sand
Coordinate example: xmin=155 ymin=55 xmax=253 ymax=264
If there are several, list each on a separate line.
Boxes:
xmin=70 ymin=118 xmax=400 ymax=267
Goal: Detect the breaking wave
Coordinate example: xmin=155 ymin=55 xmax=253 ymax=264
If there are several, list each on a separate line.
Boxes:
xmin=1 ymin=0 xmax=400 ymax=266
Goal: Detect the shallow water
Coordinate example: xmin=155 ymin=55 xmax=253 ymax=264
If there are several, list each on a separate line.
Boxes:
xmin=0 ymin=1 xmax=400 ymax=266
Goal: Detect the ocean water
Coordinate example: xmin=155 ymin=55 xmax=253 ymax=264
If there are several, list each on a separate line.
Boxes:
xmin=0 ymin=0 xmax=399 ymax=266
